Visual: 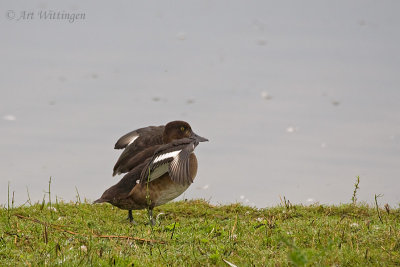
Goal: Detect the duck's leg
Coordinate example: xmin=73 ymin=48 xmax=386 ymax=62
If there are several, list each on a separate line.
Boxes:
xmin=127 ymin=210 xmax=137 ymax=224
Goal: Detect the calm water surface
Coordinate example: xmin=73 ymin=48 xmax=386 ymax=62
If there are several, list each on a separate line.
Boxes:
xmin=1 ymin=1 xmax=399 ymax=207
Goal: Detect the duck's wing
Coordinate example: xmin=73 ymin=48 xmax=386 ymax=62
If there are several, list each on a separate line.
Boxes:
xmin=140 ymin=138 xmax=199 ymax=186
xmin=113 ymin=125 xmax=164 ymax=176
xmin=114 ymin=145 xmax=161 ymax=175
xmin=114 ymin=125 xmax=164 ymax=149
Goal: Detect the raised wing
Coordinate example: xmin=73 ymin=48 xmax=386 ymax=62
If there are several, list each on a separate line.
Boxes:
xmin=114 ymin=125 xmax=164 ymax=149
xmin=140 ymin=138 xmax=198 ymax=186
xmin=113 ymin=125 xmax=164 ymax=176
xmin=114 ymin=145 xmax=161 ymax=175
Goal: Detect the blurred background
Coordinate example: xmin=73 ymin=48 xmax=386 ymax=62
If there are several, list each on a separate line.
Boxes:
xmin=1 ymin=1 xmax=399 ymax=208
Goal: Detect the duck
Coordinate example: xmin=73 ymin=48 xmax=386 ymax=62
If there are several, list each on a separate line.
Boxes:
xmin=111 ymin=120 xmax=198 ymax=221
xmin=94 ymin=121 xmax=208 ymax=224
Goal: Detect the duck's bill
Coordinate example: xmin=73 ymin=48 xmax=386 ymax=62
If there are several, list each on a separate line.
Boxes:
xmin=191 ymin=132 xmax=208 ymax=142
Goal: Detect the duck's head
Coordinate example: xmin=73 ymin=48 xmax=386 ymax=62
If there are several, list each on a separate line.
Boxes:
xmin=163 ymin=120 xmax=208 ymax=143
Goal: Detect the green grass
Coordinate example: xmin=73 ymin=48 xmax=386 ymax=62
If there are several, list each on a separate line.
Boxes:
xmin=1 ymin=198 xmax=400 ymax=266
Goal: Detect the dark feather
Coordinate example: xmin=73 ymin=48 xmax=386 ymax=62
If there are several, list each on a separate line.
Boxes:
xmin=94 ymin=160 xmax=149 ymax=204
xmin=113 ymin=125 xmax=164 ymax=175
xmin=114 ymin=125 xmax=164 ymax=149
xmin=113 ymin=145 xmax=161 ymax=176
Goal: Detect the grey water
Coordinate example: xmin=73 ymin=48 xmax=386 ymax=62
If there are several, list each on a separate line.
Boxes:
xmin=1 ymin=1 xmax=399 ymax=208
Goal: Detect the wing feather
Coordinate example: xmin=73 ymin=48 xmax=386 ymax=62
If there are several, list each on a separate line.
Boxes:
xmin=140 ymin=138 xmax=198 ymax=185
xmin=169 ymin=142 xmax=195 ymax=185
xmin=113 ymin=125 xmax=164 ymax=176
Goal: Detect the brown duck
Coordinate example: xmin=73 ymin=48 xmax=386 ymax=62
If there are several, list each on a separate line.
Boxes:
xmin=94 ymin=121 xmax=208 ymax=224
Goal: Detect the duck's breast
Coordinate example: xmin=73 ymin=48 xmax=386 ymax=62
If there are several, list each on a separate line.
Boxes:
xmin=127 ymin=153 xmax=198 ymax=208
xmin=152 ymin=153 xmax=198 ymax=206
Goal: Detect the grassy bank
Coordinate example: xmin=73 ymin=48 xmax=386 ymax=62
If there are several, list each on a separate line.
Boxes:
xmin=1 ymin=198 xmax=400 ymax=266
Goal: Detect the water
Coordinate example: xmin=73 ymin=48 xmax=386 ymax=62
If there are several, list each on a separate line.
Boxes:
xmin=1 ymin=1 xmax=399 ymax=207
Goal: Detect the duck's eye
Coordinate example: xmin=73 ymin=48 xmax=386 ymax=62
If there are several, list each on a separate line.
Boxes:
xmin=180 ymin=126 xmax=185 ymax=132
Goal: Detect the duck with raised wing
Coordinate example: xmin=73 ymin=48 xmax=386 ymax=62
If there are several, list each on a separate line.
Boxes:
xmin=94 ymin=121 xmax=208 ymax=224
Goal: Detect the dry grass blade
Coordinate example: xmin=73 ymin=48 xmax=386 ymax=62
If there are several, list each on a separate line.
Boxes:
xmin=223 ymin=258 xmax=238 ymax=267
xmin=374 ymin=194 xmax=383 ymax=223
xmin=230 ymin=214 xmax=237 ymax=239
xmin=14 ymin=214 xmax=165 ymax=244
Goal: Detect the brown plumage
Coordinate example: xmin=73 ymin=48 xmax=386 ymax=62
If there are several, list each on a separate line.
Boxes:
xmin=113 ymin=125 xmax=164 ymax=176
xmin=94 ymin=121 xmax=208 ymax=224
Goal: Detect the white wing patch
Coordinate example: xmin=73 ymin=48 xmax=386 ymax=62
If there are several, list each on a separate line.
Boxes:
xmin=153 ymin=150 xmax=181 ymax=163
xmin=127 ymin=135 xmax=139 ymax=146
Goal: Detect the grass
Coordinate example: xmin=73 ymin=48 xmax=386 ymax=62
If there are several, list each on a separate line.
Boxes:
xmin=1 ymin=196 xmax=400 ymax=266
